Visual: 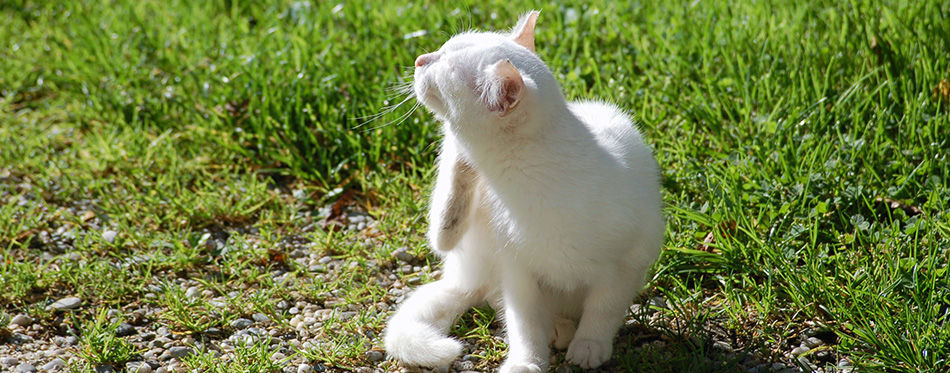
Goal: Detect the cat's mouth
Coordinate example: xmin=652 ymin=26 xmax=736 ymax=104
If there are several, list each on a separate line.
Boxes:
xmin=414 ymin=68 xmax=448 ymax=116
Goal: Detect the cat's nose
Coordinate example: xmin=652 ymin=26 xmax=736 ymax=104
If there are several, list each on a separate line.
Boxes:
xmin=415 ymin=52 xmax=440 ymax=67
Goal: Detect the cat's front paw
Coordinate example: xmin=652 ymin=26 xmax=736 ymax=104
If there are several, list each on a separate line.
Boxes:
xmin=498 ymin=362 xmax=542 ymax=373
xmin=565 ymin=339 xmax=612 ymax=369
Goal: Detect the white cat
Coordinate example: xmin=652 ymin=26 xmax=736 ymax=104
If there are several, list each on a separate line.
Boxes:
xmin=384 ymin=11 xmax=664 ymax=372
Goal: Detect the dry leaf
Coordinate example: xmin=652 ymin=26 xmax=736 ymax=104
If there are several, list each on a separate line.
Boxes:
xmin=875 ymin=197 xmax=926 ymax=218
xmin=934 ymin=79 xmax=950 ymax=107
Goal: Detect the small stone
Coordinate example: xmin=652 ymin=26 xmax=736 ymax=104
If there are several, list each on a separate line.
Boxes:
xmin=168 ymin=346 xmax=193 ymax=359
xmin=48 ymin=297 xmax=82 ymax=310
xmin=10 ymin=314 xmax=32 ymax=327
xmin=453 ymin=361 xmax=475 ymax=371
xmin=39 ymin=358 xmax=66 ymax=371
xmin=16 ymin=363 xmax=37 ymax=372
xmin=838 ymin=358 xmax=853 ymax=367
xmin=392 ymin=247 xmax=414 ymax=262
xmin=271 ymin=352 xmax=287 ymax=361
xmin=366 ymin=350 xmax=384 ymax=362
xmin=127 ymin=362 xmax=152 ymax=373
xmin=554 ymin=367 xmax=572 ymax=373
xmin=339 ymin=312 xmax=358 ymax=321
xmin=712 ymin=341 xmax=732 ymax=352
xmin=143 ymin=348 xmax=163 ymax=359
xmin=95 ymin=365 xmax=116 ymax=373
xmin=115 ymin=323 xmax=136 ymax=337
xmin=803 ymin=337 xmax=824 ymax=349
xmin=648 ymin=297 xmax=667 ymax=310
xmin=203 ymin=327 xmax=225 ymax=338
xmin=308 ymin=265 xmax=327 ymax=273
xmin=185 ymin=287 xmax=200 ymax=299
xmin=790 ymin=346 xmax=810 ymax=356
xmin=1 ymin=358 xmax=19 ymax=368
xmin=770 ymin=362 xmax=787 ymax=370
xmin=252 ymin=313 xmax=270 ymax=323
xmin=231 ymin=318 xmax=254 ymax=329
xmin=796 ymin=356 xmax=817 ymax=371
xmin=102 ymin=230 xmax=118 ymax=244
xmin=297 ymin=364 xmax=313 ymax=373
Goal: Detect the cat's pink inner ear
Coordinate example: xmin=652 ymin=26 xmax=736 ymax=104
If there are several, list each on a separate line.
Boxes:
xmin=487 ymin=59 xmax=524 ymax=116
xmin=511 ymin=10 xmax=540 ymax=54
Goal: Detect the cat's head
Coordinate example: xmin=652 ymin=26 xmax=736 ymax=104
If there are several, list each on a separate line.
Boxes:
xmin=413 ymin=11 xmax=556 ymax=131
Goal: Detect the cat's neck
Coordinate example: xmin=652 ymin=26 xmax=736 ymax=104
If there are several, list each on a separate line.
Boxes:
xmin=448 ymin=101 xmax=597 ymax=182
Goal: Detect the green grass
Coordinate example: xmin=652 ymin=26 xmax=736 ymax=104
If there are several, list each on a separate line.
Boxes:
xmin=2 ymin=0 xmax=949 ymax=372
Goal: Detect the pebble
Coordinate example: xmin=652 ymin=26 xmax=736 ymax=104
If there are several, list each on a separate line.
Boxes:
xmin=39 ymin=358 xmax=66 ymax=371
xmin=48 ymin=297 xmax=82 ymax=311
xmin=0 ymin=358 xmax=17 ymax=368
xmin=365 ymin=350 xmax=384 ymax=362
xmin=648 ymin=296 xmax=667 ymax=310
xmin=167 ymin=346 xmax=193 ymax=359
xmin=185 ymin=287 xmax=200 ymax=299
xmin=297 ymin=364 xmax=313 ymax=373
xmin=10 ymin=314 xmax=33 ymax=327
xmin=102 ymin=230 xmax=117 ymax=243
xmin=453 ymin=361 xmax=475 ymax=371
xmin=115 ymin=323 xmax=136 ymax=337
xmin=803 ymin=336 xmax=824 ymax=349
xmin=791 ymin=346 xmax=810 ymax=356
xmin=127 ymin=362 xmax=152 ymax=373
xmin=203 ymin=327 xmax=225 ymax=338
xmin=231 ymin=318 xmax=254 ymax=329
xmin=16 ymin=363 xmax=37 ymax=372
xmin=95 ymin=365 xmax=116 ymax=373
xmin=252 ymin=313 xmax=270 ymax=323
xmin=392 ymin=247 xmax=414 ymax=262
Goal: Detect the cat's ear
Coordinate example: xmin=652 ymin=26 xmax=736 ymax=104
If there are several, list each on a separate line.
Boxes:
xmin=483 ymin=59 xmax=524 ymax=116
xmin=511 ymin=10 xmax=540 ymax=54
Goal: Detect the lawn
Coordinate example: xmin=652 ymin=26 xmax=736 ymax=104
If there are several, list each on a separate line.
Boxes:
xmin=1 ymin=0 xmax=948 ymax=372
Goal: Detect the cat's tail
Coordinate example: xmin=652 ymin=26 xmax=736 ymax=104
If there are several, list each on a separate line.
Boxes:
xmin=384 ymin=318 xmax=463 ymax=367
xmin=384 ymin=279 xmax=481 ymax=367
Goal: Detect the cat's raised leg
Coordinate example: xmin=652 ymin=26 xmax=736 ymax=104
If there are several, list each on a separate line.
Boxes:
xmin=499 ymin=267 xmax=553 ymax=373
xmin=565 ymin=270 xmax=647 ymax=369
xmin=428 ymin=139 xmax=478 ymax=253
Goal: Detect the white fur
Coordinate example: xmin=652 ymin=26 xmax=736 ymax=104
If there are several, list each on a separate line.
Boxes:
xmin=385 ymin=11 xmax=664 ymax=371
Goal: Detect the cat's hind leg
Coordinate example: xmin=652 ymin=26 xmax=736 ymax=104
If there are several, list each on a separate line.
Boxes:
xmin=552 ymin=316 xmax=577 ymax=350
xmin=565 ymin=267 xmax=649 ymax=369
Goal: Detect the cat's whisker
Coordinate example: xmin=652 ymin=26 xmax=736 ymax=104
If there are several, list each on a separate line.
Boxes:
xmin=353 ymin=92 xmax=418 ymax=130
xmin=364 ymin=100 xmax=421 ymax=131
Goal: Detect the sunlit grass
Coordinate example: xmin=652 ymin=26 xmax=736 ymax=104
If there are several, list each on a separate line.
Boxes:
xmin=1 ymin=0 xmax=948 ymax=371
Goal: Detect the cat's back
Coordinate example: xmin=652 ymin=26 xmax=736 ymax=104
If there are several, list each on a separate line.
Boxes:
xmin=567 ymin=100 xmax=655 ymax=171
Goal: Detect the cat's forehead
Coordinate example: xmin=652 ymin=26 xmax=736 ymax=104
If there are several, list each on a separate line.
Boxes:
xmin=441 ymin=32 xmax=510 ymax=52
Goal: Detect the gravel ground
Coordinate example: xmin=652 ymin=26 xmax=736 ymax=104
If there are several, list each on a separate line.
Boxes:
xmin=1 ymin=187 xmax=854 ymax=373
